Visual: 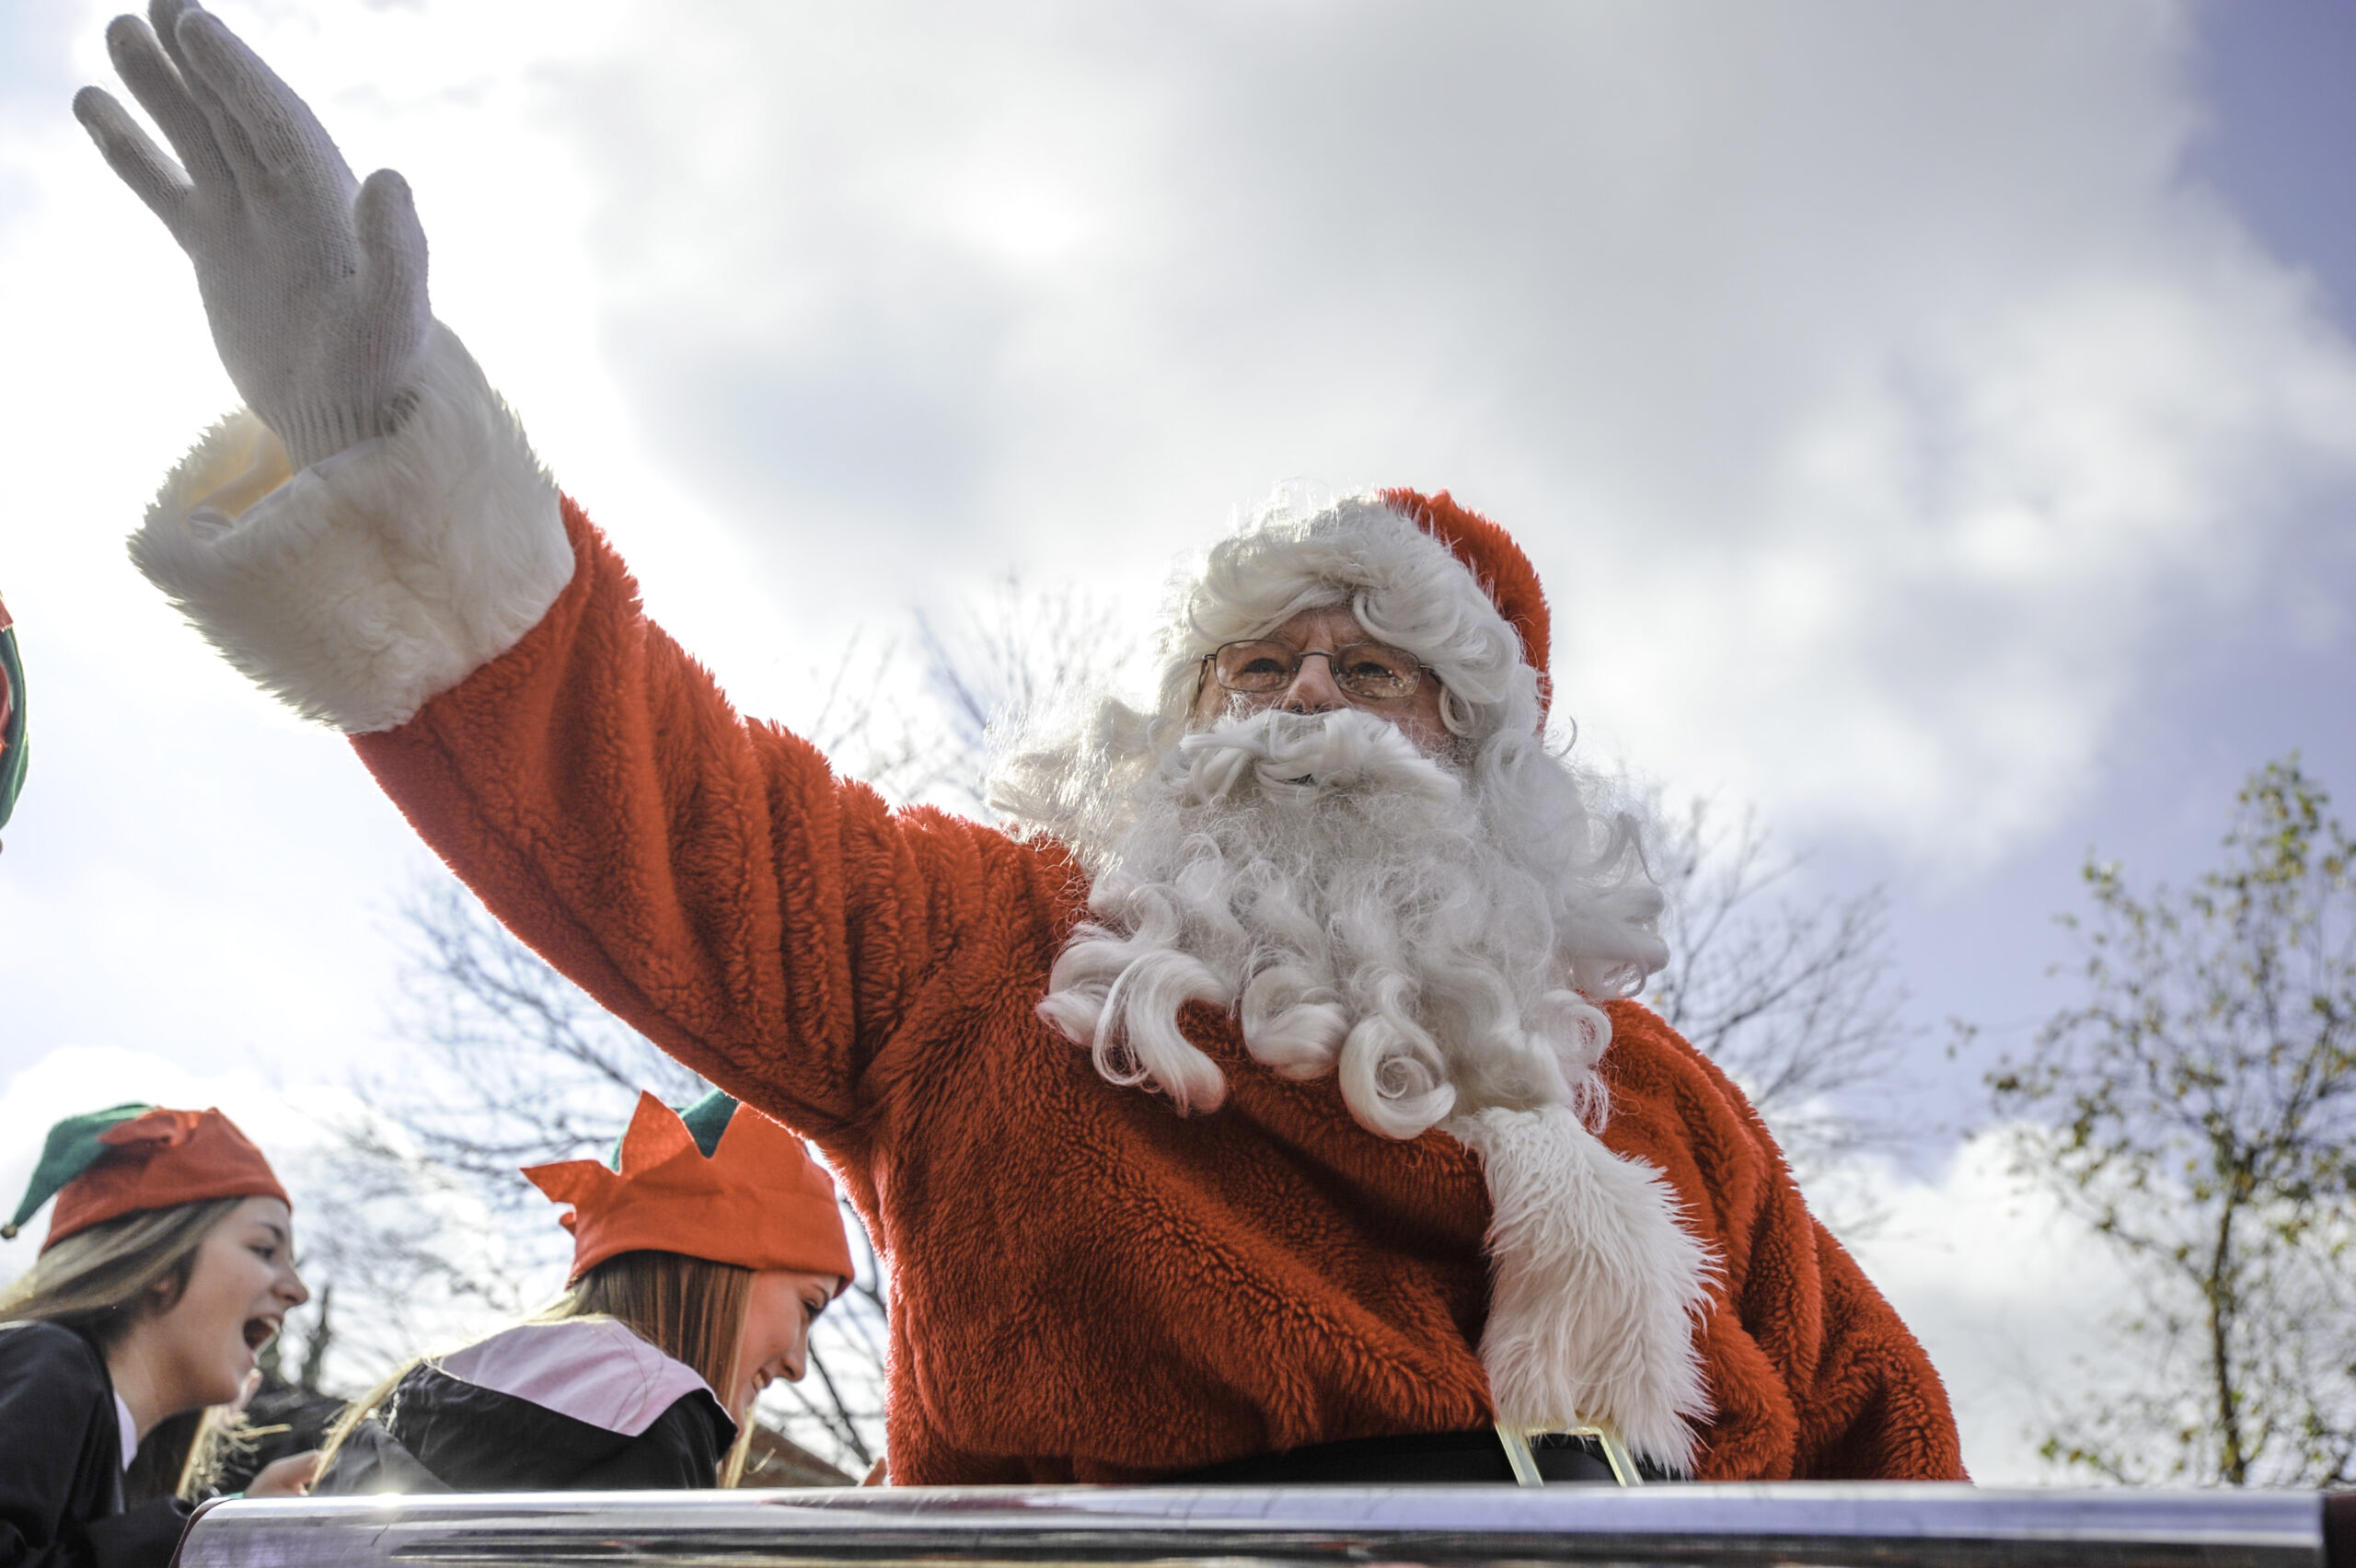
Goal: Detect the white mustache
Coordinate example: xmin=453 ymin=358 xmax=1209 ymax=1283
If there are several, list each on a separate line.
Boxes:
xmin=1174 ymin=708 xmax=1461 ymax=805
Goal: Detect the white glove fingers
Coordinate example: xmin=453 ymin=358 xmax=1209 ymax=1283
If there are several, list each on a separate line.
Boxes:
xmin=105 ymin=12 xmax=235 ymax=192
xmin=356 ymin=168 xmax=433 ymax=329
xmin=150 ymin=1 xmax=268 ymax=188
xmin=173 ymin=6 xmax=356 ymax=190
xmin=72 ymin=85 xmax=191 ymax=230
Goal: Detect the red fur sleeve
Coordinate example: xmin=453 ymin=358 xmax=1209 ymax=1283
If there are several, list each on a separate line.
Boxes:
xmin=351 ymin=504 xmax=1075 ymax=1140
xmin=1600 ymin=1003 xmax=1966 ymax=1481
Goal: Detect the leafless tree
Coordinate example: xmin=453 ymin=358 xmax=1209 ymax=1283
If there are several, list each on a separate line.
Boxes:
xmin=914 ymin=574 xmax=1132 ymax=812
xmin=798 ymin=625 xmax=958 ymax=807
xmin=294 ymin=878 xmax=891 ymax=1474
xmin=1642 ymin=795 xmax=1914 ymax=1221
xmin=1991 ymin=757 xmax=2356 ymax=1486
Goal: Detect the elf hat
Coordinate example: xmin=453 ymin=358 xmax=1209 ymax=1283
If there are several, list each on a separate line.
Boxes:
xmin=524 ymin=1091 xmax=854 ymax=1286
xmin=7 ymin=1104 xmax=291 ymax=1251
xmin=1380 ymin=488 xmax=1553 ymax=713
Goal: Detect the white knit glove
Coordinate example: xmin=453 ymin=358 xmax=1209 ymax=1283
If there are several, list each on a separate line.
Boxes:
xmin=75 ymin=0 xmax=431 ymax=472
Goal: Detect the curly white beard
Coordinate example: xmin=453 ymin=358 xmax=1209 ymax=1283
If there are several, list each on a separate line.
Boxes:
xmin=1024 ymin=706 xmax=1714 ymax=1470
xmin=1039 ymin=707 xmax=1633 ymax=1137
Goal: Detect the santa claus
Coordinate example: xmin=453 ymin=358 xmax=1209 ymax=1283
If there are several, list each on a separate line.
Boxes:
xmin=78 ymin=1 xmax=1961 ymax=1485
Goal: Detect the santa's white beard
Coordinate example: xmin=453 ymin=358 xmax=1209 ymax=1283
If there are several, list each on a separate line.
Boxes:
xmin=1039 ymin=707 xmax=1615 ymax=1136
xmin=1034 ymin=707 xmax=1716 ymax=1471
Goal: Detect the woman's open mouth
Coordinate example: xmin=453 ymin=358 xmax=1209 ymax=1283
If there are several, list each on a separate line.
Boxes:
xmin=242 ymin=1316 xmax=280 ymax=1353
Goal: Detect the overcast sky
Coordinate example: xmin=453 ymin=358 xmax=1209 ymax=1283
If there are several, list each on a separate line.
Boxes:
xmin=3 ymin=0 xmax=2351 ymax=1481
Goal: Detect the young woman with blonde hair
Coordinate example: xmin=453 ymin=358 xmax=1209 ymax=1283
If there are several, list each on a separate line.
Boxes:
xmin=315 ymin=1090 xmax=850 ymax=1492
xmin=1 ymin=1104 xmax=312 ymax=1568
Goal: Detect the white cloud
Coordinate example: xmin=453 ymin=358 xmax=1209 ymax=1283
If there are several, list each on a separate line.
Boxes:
xmin=514 ymin=0 xmax=2356 ymax=865
xmin=6 ymin=3 xmax=2344 ymax=977
xmin=1839 ymin=1130 xmax=2140 ymax=1483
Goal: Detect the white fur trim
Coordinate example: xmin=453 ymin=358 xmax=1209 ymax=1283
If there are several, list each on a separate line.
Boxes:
xmin=437 ymin=1318 xmax=718 ymax=1436
xmin=132 ymin=324 xmax=572 ymax=734
xmin=1452 ymin=1104 xmax=1717 ymax=1474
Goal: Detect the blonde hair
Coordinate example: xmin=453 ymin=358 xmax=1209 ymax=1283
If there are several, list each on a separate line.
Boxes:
xmin=2 ymin=1198 xmax=250 ymax=1501
xmin=318 ymin=1250 xmax=756 ymax=1487
xmin=124 ymin=1407 xmax=249 ymax=1505
xmin=0 ymin=1198 xmax=243 ymax=1340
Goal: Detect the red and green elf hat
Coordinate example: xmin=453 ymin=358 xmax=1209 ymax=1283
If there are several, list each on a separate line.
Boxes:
xmin=0 ymin=592 xmax=26 ymax=838
xmin=525 ymin=1090 xmax=853 ymax=1286
xmin=6 ymin=1104 xmax=291 ymax=1251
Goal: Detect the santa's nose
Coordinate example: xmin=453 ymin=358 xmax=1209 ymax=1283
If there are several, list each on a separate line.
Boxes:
xmin=1279 ymin=652 xmax=1346 ymax=713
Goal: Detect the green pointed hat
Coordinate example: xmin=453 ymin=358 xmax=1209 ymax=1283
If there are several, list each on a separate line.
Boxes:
xmin=608 ymin=1088 xmax=738 ymax=1169
xmin=6 ymin=1103 xmax=155 ymax=1240
xmin=0 ymin=593 xmax=26 ymax=836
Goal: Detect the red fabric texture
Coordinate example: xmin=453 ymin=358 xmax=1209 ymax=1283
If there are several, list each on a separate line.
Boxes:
xmin=48 ymin=1108 xmax=288 ymax=1250
xmin=524 ymin=1091 xmax=854 ymax=1283
xmin=351 ymin=504 xmax=1963 ymax=1484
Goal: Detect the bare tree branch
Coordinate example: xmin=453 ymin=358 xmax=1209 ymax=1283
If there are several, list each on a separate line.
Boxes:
xmin=1642 ymin=794 xmax=1914 ymax=1229
xmin=294 ymin=877 xmax=894 ymax=1473
xmin=914 ymin=575 xmax=1130 ymax=813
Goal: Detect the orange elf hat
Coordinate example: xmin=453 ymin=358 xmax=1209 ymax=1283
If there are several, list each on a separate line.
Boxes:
xmin=7 ymin=1104 xmax=291 ymax=1251
xmin=524 ymin=1091 xmax=854 ymax=1286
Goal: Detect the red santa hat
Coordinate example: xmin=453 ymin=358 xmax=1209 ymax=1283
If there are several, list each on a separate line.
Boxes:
xmin=524 ymin=1091 xmax=854 ymax=1286
xmin=1380 ymin=488 xmax=1551 ymax=685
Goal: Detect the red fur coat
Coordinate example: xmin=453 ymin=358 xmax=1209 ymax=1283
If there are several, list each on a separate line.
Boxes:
xmin=352 ymin=504 xmax=1964 ymax=1484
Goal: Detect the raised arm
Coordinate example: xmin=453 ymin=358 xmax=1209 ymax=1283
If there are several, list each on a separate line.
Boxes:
xmin=77 ymin=2 xmax=1066 ymax=1134
xmin=343 ymin=500 xmax=1076 ymax=1135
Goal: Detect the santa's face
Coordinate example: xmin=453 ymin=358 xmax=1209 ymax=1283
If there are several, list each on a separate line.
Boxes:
xmin=1190 ymin=605 xmax=1452 ymax=756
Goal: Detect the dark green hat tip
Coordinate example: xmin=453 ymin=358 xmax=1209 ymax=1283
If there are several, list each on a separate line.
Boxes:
xmin=605 ymin=1090 xmax=738 ymax=1169
xmin=0 ymin=618 xmax=26 ymax=836
xmin=7 ymin=1102 xmax=156 ymax=1239
xmin=676 ymin=1090 xmax=738 ymax=1159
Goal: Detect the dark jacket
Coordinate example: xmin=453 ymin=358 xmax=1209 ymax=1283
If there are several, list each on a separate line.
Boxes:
xmin=315 ymin=1319 xmax=733 ymax=1493
xmin=0 ymin=1322 xmax=191 ymax=1568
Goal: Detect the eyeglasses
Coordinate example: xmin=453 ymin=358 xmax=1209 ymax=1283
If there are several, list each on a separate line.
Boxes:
xmin=1203 ymin=639 xmax=1429 ymax=702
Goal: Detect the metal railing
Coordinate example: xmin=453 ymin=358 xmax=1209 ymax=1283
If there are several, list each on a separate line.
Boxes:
xmin=179 ymin=1483 xmax=2334 ymax=1568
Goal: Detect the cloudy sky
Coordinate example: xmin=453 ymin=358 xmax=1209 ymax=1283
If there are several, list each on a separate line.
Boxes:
xmin=2 ymin=0 xmax=2351 ymax=1481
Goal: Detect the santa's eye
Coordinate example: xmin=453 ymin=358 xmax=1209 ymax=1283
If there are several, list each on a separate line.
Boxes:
xmin=1212 ymin=641 xmax=1300 ymax=691
xmin=1332 ymin=644 xmax=1422 ymax=698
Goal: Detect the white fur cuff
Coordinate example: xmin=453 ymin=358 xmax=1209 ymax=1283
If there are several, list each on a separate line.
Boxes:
xmin=132 ymin=324 xmax=574 ymax=734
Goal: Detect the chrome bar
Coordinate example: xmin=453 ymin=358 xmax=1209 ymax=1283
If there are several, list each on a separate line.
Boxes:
xmin=177 ymin=1485 xmax=2327 ymax=1568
